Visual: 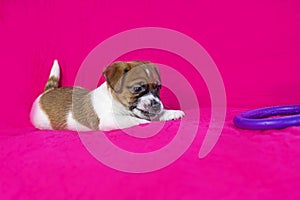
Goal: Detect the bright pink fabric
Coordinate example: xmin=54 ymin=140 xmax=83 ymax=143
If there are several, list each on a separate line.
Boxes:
xmin=0 ymin=0 xmax=300 ymax=199
xmin=1 ymin=109 xmax=300 ymax=199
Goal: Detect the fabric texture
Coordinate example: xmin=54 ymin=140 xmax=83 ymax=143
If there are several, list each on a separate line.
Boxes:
xmin=1 ymin=109 xmax=300 ymax=199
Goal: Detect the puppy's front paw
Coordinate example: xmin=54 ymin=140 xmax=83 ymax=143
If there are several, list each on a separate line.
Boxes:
xmin=159 ymin=110 xmax=185 ymax=121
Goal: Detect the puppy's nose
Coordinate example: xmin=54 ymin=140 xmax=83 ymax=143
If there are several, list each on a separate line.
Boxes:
xmin=151 ymin=100 xmax=161 ymax=112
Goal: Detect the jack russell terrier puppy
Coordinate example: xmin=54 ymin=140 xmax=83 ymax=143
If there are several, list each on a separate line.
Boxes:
xmin=30 ymin=60 xmax=185 ymax=131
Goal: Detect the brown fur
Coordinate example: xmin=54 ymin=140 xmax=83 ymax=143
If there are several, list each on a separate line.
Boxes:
xmin=103 ymin=61 xmax=161 ymax=109
xmin=40 ymin=87 xmax=99 ymax=130
xmin=44 ymin=76 xmax=59 ymax=92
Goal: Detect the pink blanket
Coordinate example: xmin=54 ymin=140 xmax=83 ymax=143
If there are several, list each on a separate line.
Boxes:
xmin=1 ymin=109 xmax=300 ymax=199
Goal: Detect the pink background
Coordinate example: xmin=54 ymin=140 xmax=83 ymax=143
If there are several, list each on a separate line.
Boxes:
xmin=1 ymin=0 xmax=300 ymax=199
xmin=1 ymin=0 xmax=300 ymax=129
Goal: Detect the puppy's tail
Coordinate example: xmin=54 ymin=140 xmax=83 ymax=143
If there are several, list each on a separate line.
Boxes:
xmin=44 ymin=59 xmax=61 ymax=92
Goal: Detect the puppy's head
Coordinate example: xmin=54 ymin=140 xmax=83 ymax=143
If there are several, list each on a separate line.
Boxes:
xmin=103 ymin=61 xmax=163 ymax=120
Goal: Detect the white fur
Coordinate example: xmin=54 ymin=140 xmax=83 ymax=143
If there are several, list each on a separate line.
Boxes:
xmin=137 ymin=93 xmax=151 ymax=110
xmin=137 ymin=93 xmax=161 ymax=110
xmin=30 ymin=95 xmax=52 ymax=130
xmin=91 ymin=82 xmax=149 ymax=131
xmin=145 ymin=68 xmax=150 ymax=77
xmin=50 ymin=59 xmax=60 ymax=79
xmin=159 ymin=110 xmax=185 ymax=121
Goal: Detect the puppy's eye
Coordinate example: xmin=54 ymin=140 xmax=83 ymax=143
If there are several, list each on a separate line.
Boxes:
xmin=133 ymin=86 xmax=142 ymax=93
xmin=129 ymin=85 xmax=146 ymax=94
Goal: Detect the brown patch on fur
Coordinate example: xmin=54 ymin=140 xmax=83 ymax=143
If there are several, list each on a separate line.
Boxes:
xmin=103 ymin=61 xmax=152 ymax=93
xmin=103 ymin=61 xmax=161 ymax=109
xmin=44 ymin=76 xmax=59 ymax=92
xmin=39 ymin=87 xmax=99 ymax=130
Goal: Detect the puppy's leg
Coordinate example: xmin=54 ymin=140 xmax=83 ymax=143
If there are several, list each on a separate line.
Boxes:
xmin=116 ymin=116 xmax=150 ymax=129
xmin=158 ymin=110 xmax=185 ymax=121
xmin=100 ymin=116 xmax=150 ymax=131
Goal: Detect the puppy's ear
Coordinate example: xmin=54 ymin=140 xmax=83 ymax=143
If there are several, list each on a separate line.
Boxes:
xmin=103 ymin=62 xmax=131 ymax=93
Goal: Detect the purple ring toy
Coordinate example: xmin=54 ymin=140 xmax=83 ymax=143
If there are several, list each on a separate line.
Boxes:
xmin=233 ymin=105 xmax=300 ymax=130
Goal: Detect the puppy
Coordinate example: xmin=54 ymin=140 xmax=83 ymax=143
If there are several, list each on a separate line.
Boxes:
xmin=30 ymin=60 xmax=185 ymax=131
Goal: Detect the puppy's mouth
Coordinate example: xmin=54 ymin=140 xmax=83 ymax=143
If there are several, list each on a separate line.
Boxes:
xmin=130 ymin=106 xmax=160 ymax=120
xmin=136 ymin=108 xmax=158 ymax=117
xmin=129 ymin=94 xmax=163 ymax=120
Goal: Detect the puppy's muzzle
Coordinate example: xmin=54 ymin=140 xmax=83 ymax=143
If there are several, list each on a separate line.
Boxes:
xmin=133 ymin=97 xmax=163 ymax=120
xmin=148 ymin=99 xmax=161 ymax=113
